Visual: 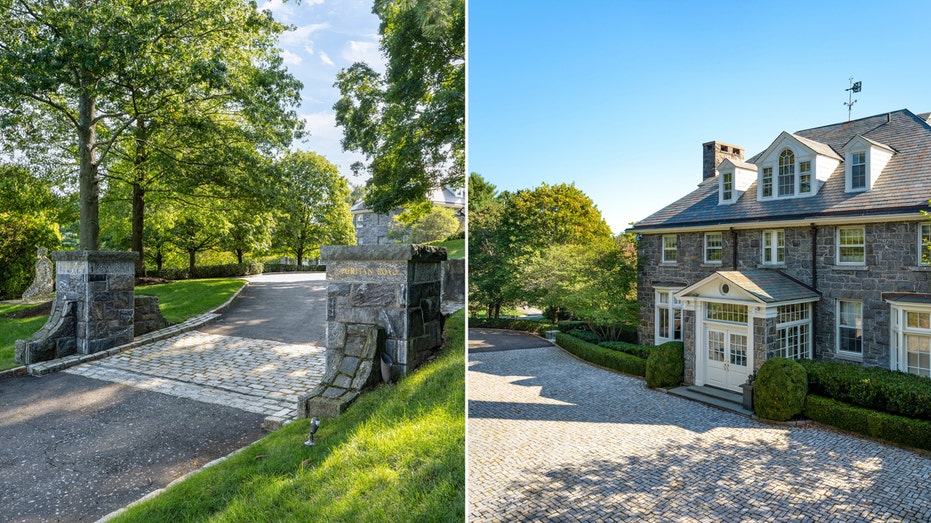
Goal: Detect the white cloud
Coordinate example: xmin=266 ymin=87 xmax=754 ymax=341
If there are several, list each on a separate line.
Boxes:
xmin=342 ymin=39 xmax=383 ymax=66
xmin=280 ymin=49 xmax=302 ymax=66
xmin=319 ymin=51 xmax=335 ymax=67
xmin=298 ymin=111 xmax=368 ymax=183
xmin=257 ymin=0 xmax=295 ymax=23
xmin=303 ymin=44 xmax=315 ymax=56
xmin=281 ymin=23 xmax=331 ymax=47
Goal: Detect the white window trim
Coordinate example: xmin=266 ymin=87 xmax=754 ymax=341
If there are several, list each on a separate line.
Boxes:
xmin=662 ymin=235 xmax=677 ymax=264
xmin=836 ymin=226 xmax=866 ymax=266
xmin=889 ymin=302 xmax=931 ymax=375
xmin=920 ymin=223 xmax=931 ymax=266
xmin=836 ymin=299 xmax=864 ymax=360
xmin=761 ymin=229 xmax=785 ymax=266
xmin=758 ymin=148 xmax=817 ymax=201
xmin=655 ymin=287 xmax=684 ymax=344
xmin=846 ymin=150 xmax=869 ymax=193
xmin=704 ymin=232 xmax=723 ymax=264
xmin=771 ymin=303 xmax=812 ymax=360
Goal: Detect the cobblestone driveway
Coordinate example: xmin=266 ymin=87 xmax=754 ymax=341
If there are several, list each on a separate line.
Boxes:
xmin=468 ymin=344 xmax=931 ymax=523
xmin=66 ymin=331 xmax=325 ymax=422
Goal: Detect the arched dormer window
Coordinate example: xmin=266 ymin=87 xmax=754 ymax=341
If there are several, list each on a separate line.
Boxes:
xmin=778 ymin=148 xmax=795 ymax=196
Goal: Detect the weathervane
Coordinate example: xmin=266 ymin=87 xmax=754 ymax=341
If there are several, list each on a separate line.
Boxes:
xmin=844 ymin=77 xmax=861 ymax=122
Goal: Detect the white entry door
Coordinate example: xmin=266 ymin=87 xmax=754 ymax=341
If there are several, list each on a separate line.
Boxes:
xmin=704 ymin=326 xmax=751 ymax=392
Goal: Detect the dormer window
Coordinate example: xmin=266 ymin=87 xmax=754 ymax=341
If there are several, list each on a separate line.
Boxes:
xmin=722 ymin=171 xmax=733 ymax=201
xmin=799 ymin=161 xmax=812 ymax=194
xmin=762 ymin=168 xmax=773 ymax=197
xmin=778 ymin=149 xmax=795 ymax=196
xmin=717 ymin=159 xmax=757 ymax=205
xmin=850 ymin=152 xmax=867 ymax=190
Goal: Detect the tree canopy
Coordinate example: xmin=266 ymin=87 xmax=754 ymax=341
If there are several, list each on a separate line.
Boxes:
xmin=334 ymin=0 xmax=464 ymax=213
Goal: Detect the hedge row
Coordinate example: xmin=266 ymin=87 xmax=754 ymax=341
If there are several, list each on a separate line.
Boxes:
xmin=554 ymin=332 xmax=646 ymax=377
xmin=468 ymin=317 xmax=553 ymax=334
xmin=151 ymin=262 xmax=264 ymax=280
xmin=599 ymin=340 xmax=653 ymax=359
xmin=263 ymin=263 xmax=325 ymax=273
xmin=554 ymin=321 xmax=637 ymax=343
xmin=800 ymin=359 xmax=931 ymax=421
xmin=804 ymin=395 xmax=931 ymax=452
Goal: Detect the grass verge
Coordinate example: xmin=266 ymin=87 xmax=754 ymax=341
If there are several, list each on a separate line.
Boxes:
xmin=111 ymin=309 xmax=465 ymax=523
xmin=0 ymin=278 xmax=247 ymax=371
xmin=429 ymin=238 xmax=464 ymax=259
xmin=135 ymin=278 xmax=246 ymax=323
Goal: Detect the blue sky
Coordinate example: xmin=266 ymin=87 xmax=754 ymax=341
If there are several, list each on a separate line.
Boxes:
xmin=259 ymin=0 xmax=385 ymax=187
xmin=467 ymin=0 xmax=931 ymax=233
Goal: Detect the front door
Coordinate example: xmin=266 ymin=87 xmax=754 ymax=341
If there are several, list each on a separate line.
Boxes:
xmin=704 ymin=326 xmax=751 ymax=392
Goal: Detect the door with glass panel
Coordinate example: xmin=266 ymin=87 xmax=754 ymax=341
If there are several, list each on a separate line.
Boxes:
xmin=704 ymin=326 xmax=751 ymax=392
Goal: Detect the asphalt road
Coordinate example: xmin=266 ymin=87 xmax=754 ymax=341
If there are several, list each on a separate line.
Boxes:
xmin=200 ymin=272 xmax=328 ymax=345
xmin=468 ymin=328 xmax=554 ymax=353
xmin=0 ymin=271 xmax=328 ymax=522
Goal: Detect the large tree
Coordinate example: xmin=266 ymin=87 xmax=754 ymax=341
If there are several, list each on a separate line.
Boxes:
xmin=272 ymin=151 xmax=356 ymax=266
xmin=334 ymin=0 xmax=464 ymax=213
xmin=0 ymin=0 xmax=300 ymax=254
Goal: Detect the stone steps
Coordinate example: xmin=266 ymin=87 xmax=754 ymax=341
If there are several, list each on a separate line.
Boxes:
xmin=668 ymin=385 xmax=754 ymax=417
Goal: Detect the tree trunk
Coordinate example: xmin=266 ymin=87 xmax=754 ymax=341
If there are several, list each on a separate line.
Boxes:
xmin=236 ymin=249 xmax=244 ymax=264
xmin=77 ymin=90 xmax=99 ymax=251
xmin=131 ymin=120 xmax=148 ymax=276
xmin=156 ymin=249 xmax=163 ymax=272
xmin=188 ymin=249 xmax=196 ymax=277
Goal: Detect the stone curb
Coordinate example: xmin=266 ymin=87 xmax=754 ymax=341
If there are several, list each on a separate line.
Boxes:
xmin=25 ymin=281 xmax=251 ymax=377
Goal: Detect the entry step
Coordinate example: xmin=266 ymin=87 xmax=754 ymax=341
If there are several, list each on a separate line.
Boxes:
xmin=668 ymin=385 xmax=754 ymax=417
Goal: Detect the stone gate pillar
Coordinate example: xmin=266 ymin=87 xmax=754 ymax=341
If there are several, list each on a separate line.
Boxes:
xmin=299 ymin=244 xmax=447 ymax=418
xmin=16 ymin=251 xmax=138 ymax=364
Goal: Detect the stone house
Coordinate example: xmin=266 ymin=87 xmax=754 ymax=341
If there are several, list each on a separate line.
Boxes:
xmin=351 ymin=186 xmax=465 ymax=245
xmin=629 ymin=109 xmax=931 ymax=393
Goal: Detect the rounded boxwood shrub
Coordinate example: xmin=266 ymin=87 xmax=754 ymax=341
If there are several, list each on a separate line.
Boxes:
xmin=645 ymin=341 xmax=684 ymax=388
xmin=753 ymin=358 xmax=808 ymax=421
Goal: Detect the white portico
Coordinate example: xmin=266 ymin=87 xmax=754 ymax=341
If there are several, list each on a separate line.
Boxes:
xmin=675 ymin=270 xmax=820 ymax=393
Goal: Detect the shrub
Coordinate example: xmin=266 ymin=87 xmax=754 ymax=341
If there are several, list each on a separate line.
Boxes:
xmin=599 ymin=341 xmax=652 ymax=359
xmin=263 ymin=263 xmax=325 ymax=273
xmin=645 ymin=341 xmax=684 ymax=388
xmin=753 ymin=358 xmax=808 ymax=422
xmin=800 ymin=359 xmax=931 ymax=421
xmin=567 ymin=328 xmax=599 ymax=344
xmin=467 ymin=317 xmax=552 ymax=334
xmin=804 ymin=395 xmax=931 ymax=452
xmin=556 ymin=321 xmax=588 ymax=333
xmin=554 ymin=332 xmax=646 ymax=377
xmin=152 ymin=262 xmax=264 ymax=280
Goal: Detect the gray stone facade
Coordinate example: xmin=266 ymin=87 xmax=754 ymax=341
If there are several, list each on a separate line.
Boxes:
xmin=638 ymin=219 xmax=931 ymax=376
xmin=134 ymin=295 xmax=170 ymax=337
xmin=352 ymin=210 xmax=400 ymax=246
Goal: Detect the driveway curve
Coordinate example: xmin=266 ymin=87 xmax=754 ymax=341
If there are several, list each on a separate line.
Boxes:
xmin=468 ymin=334 xmax=931 ymax=523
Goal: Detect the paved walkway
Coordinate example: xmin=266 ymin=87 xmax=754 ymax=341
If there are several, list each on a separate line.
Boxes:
xmin=468 ymin=330 xmax=931 ymax=523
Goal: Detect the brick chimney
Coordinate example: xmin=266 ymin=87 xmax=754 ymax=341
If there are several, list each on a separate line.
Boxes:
xmin=702 ymin=141 xmax=744 ymax=180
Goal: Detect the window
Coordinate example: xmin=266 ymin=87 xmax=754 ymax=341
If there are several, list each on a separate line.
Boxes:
xmin=762 ymin=167 xmax=773 ymax=198
xmin=704 ymin=232 xmax=723 ymax=264
xmin=768 ymin=303 xmax=812 ymax=360
xmin=722 ymin=171 xmax=733 ymax=201
xmin=850 ymin=152 xmax=866 ymax=190
xmin=799 ymin=161 xmax=812 ymax=194
xmin=837 ymin=227 xmax=865 ymax=265
xmin=891 ymin=305 xmax=931 ymax=377
xmin=662 ymin=235 xmax=677 ymax=263
xmin=706 ymin=302 xmax=748 ymax=324
xmin=920 ymin=224 xmax=931 ymax=266
xmin=837 ymin=300 xmax=863 ymax=356
xmin=778 ymin=148 xmax=795 ymax=196
xmin=762 ymin=230 xmax=785 ymax=265
xmin=655 ymin=289 xmax=683 ymax=343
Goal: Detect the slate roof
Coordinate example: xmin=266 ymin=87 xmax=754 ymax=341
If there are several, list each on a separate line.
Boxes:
xmin=633 ymin=109 xmax=931 ymax=230
xmin=679 ymin=270 xmax=821 ymax=304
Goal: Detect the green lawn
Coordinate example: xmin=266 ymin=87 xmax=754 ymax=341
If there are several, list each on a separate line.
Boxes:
xmin=430 ymin=238 xmax=464 ymax=259
xmin=0 ymin=278 xmax=247 ymax=371
xmin=112 ymin=309 xmax=465 ymax=522
xmin=135 ymin=278 xmax=246 ymax=323
xmin=0 ymin=302 xmax=49 ymax=371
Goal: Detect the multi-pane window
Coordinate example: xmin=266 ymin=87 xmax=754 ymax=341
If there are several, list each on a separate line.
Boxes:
xmin=704 ymin=232 xmax=723 ymax=263
xmin=707 ymin=303 xmax=748 ymax=324
xmin=799 ymin=161 xmax=812 ymax=194
xmin=778 ymin=149 xmax=795 ymax=196
xmin=762 ymin=230 xmax=785 ymax=265
xmin=837 ymin=227 xmax=865 ymax=265
xmin=851 ymin=152 xmax=866 ymax=190
xmin=837 ymin=300 xmax=863 ymax=355
xmin=894 ymin=309 xmax=931 ymax=377
xmin=920 ymin=224 xmax=931 ymax=266
xmin=722 ymin=172 xmax=733 ymax=201
xmin=709 ymin=331 xmax=725 ymax=362
xmin=662 ymin=235 xmax=677 ymax=263
xmin=762 ymin=167 xmax=773 ymax=198
xmin=768 ymin=303 xmax=812 ymax=360
xmin=655 ymin=289 xmax=683 ymax=343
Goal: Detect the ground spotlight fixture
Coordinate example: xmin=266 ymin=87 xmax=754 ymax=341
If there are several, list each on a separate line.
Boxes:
xmin=304 ymin=417 xmax=320 ymax=446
